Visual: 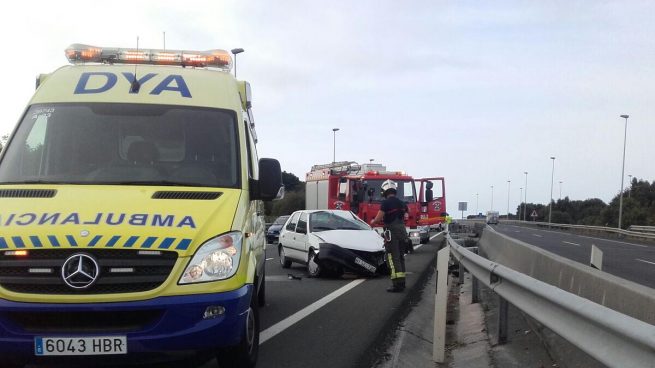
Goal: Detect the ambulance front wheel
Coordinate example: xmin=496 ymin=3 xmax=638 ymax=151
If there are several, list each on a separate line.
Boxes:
xmin=216 ymin=291 xmax=260 ymax=368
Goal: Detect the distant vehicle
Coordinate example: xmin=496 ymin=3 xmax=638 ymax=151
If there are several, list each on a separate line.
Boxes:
xmin=278 ymin=210 xmax=386 ymax=277
xmin=486 ymin=211 xmax=500 ymax=225
xmin=266 ymin=215 xmax=290 ymax=243
xmin=409 ymin=226 xmax=430 ymax=245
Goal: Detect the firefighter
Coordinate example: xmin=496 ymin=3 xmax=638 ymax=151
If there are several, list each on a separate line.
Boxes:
xmin=370 ymin=179 xmax=408 ymax=292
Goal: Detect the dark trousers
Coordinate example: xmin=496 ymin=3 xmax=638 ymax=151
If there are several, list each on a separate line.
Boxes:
xmin=384 ymin=221 xmax=407 ymax=288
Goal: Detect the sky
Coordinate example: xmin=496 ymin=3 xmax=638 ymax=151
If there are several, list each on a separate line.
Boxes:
xmin=1 ymin=0 xmax=654 ymax=216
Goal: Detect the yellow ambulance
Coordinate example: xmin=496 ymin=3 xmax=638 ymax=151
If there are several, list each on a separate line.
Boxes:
xmin=0 ymin=43 xmax=282 ymax=367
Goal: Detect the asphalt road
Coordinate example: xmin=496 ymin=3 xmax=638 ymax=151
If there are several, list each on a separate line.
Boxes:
xmin=491 ymin=223 xmax=655 ymax=289
xmin=24 ymin=235 xmax=442 ymax=368
xmin=190 ymin=234 xmax=441 ymax=368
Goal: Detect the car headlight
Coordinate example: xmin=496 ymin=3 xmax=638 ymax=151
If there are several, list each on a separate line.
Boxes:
xmin=179 ymin=232 xmax=242 ymax=284
xmin=409 ymin=231 xmax=420 ymax=237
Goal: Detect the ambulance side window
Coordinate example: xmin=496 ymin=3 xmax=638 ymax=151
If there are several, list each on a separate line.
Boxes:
xmin=244 ymin=121 xmax=258 ymax=180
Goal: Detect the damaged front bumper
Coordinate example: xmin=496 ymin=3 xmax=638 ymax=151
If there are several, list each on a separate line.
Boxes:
xmin=318 ymin=243 xmax=385 ymax=275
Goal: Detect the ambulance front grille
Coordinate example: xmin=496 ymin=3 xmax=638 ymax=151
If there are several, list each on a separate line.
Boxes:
xmin=0 ymin=249 xmax=177 ymax=295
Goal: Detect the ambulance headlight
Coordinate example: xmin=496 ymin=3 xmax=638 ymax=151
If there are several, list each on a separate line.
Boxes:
xmin=179 ymin=232 xmax=242 ymax=284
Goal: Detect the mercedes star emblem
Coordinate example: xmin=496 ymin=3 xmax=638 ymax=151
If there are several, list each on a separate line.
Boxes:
xmin=61 ymin=253 xmax=100 ymax=289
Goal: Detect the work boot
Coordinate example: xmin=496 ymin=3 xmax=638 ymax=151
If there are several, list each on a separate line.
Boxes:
xmin=386 ymin=286 xmax=404 ymax=293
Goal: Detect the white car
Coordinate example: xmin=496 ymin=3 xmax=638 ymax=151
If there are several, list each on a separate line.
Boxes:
xmin=278 ymin=210 xmax=386 ymax=277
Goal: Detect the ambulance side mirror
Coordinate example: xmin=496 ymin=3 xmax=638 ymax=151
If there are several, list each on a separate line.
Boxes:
xmin=256 ymin=158 xmax=283 ymax=201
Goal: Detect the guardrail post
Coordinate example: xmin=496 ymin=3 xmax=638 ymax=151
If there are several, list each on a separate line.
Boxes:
xmin=458 ymin=261 xmax=465 ymax=284
xmin=498 ymin=296 xmax=508 ymax=344
xmin=471 ymin=276 xmax=480 ymax=304
xmin=433 ymin=245 xmax=450 ymax=363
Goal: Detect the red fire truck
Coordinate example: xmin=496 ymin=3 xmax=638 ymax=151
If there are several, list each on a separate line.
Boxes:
xmin=305 ymin=162 xmax=446 ymax=228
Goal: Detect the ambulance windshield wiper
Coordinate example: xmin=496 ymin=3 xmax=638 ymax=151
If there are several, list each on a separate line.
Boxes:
xmin=113 ymin=180 xmax=209 ymax=187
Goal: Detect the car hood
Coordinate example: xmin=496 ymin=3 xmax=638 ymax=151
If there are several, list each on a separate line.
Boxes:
xmin=312 ymin=230 xmax=384 ymax=252
xmin=267 ymin=224 xmax=284 ymax=232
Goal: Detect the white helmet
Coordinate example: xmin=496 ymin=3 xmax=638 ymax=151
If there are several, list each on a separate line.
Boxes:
xmin=381 ymin=179 xmax=397 ymax=197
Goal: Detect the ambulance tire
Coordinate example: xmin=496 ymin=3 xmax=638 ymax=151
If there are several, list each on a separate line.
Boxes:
xmin=217 ymin=291 xmax=259 ymax=368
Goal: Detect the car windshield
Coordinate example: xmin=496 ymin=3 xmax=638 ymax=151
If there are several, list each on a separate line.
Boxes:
xmin=310 ymin=211 xmax=370 ymax=232
xmin=273 ymin=216 xmax=290 ymax=225
xmin=0 ymin=103 xmax=240 ymax=188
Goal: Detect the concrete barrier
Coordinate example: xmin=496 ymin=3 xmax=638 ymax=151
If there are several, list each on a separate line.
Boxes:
xmin=501 ymin=220 xmax=655 ymax=244
xmin=479 ymin=227 xmax=655 ymax=325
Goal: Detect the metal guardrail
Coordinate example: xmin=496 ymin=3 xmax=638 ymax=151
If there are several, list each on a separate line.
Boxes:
xmin=629 ymin=225 xmax=655 ymax=234
xmin=447 ymin=234 xmax=655 ymax=368
xmin=501 ymin=220 xmax=655 ymax=242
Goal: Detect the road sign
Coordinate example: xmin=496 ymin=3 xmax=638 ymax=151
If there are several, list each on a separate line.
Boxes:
xmin=458 ymin=202 xmax=467 ymax=211
xmin=530 ymin=210 xmax=538 ymax=219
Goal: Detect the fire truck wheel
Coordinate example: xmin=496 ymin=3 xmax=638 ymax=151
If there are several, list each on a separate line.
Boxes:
xmin=279 ymin=245 xmax=292 ymax=268
xmin=307 ymin=250 xmax=322 ymax=278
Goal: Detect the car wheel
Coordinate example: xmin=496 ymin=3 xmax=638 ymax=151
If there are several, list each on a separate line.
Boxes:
xmin=216 ymin=290 xmax=260 ymax=368
xmin=279 ymin=245 xmax=291 ymax=268
xmin=307 ymin=250 xmax=322 ymax=278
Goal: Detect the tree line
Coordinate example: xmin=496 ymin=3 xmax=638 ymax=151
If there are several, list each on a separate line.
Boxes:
xmin=514 ymin=178 xmax=655 ymax=228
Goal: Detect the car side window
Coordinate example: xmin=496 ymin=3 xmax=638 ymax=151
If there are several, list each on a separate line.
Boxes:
xmin=286 ymin=213 xmax=300 ymax=231
xmin=297 ymin=213 xmax=308 ymax=234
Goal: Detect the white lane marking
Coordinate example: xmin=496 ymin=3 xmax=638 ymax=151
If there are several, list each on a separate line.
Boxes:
xmin=514 ymin=230 xmax=521 ymax=233
xmin=576 ymin=235 xmax=648 ymax=248
xmin=430 ymin=231 xmax=445 ymax=240
xmin=266 ymin=258 xmax=274 ymax=261
xmin=259 ymin=278 xmax=366 ymax=344
xmin=562 ymin=241 xmax=581 ymax=246
xmin=636 ymin=258 xmax=655 ymax=266
xmin=532 ymin=234 xmax=543 ymax=238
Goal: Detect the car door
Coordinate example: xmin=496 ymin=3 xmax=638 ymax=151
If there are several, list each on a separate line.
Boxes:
xmin=294 ymin=212 xmax=310 ymax=261
xmin=280 ymin=212 xmax=301 ymax=260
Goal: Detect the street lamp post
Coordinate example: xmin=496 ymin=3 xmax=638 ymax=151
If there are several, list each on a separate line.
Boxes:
xmin=332 ymin=128 xmax=340 ymax=163
xmin=490 ymin=185 xmax=494 ymax=211
xmin=559 ymin=181 xmax=563 ymax=200
xmin=628 ymin=174 xmax=632 ymax=198
xmin=523 ymin=171 xmax=528 ymax=221
xmin=231 ymin=48 xmax=244 ymax=78
xmin=507 ymin=180 xmax=511 ymax=220
xmin=519 ymin=187 xmax=523 ymax=220
xmin=549 ymin=157 xmax=555 ymax=225
xmin=476 ymin=193 xmax=479 ymax=215
xmin=618 ymin=115 xmax=629 ymax=229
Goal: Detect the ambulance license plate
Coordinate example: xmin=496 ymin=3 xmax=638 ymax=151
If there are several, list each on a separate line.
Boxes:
xmin=35 ymin=336 xmax=127 ymax=356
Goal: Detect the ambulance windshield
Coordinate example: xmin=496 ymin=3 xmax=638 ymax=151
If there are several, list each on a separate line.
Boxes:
xmin=0 ymin=103 xmax=240 ymax=188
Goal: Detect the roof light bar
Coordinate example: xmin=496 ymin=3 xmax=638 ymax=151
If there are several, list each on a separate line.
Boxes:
xmin=65 ymin=43 xmax=233 ymax=70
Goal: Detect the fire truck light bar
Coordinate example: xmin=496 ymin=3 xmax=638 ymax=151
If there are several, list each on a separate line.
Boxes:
xmin=65 ymin=43 xmax=233 ymax=70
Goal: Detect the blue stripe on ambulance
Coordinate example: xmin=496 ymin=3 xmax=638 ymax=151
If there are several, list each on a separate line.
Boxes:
xmin=48 ymin=235 xmax=60 ymax=247
xmin=88 ymin=235 xmax=102 ymax=247
xmin=0 ymin=237 xmax=8 ymax=249
xmin=12 ymin=236 xmax=25 ymax=248
xmin=141 ymin=237 xmax=157 ymax=249
xmin=29 ymin=236 xmax=43 ymax=248
xmin=123 ymin=236 xmax=139 ymax=248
